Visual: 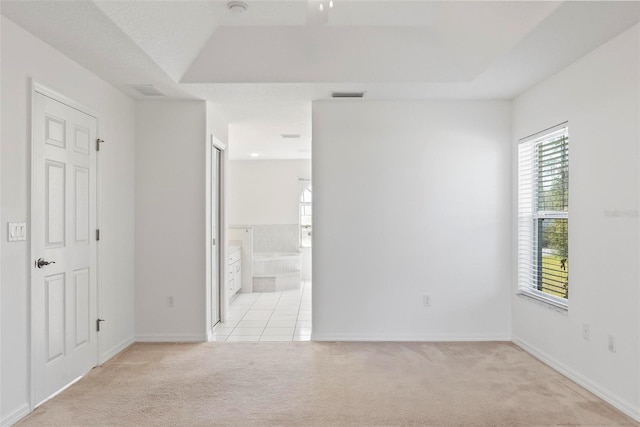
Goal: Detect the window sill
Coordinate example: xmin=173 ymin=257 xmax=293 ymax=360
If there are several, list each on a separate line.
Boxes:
xmin=516 ymin=291 xmax=568 ymax=313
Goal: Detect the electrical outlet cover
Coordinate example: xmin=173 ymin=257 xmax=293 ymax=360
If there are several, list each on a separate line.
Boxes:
xmin=582 ymin=324 xmax=590 ymax=341
xmin=423 ymin=294 xmax=431 ymax=307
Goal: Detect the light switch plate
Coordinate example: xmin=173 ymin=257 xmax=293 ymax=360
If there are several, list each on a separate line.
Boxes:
xmin=8 ymin=222 xmax=27 ymax=242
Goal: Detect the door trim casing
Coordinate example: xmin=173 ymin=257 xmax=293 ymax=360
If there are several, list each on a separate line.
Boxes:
xmin=206 ymin=135 xmax=227 ymax=340
xmin=211 ymin=146 xmax=222 ymax=329
xmin=29 ymin=81 xmax=101 ymax=411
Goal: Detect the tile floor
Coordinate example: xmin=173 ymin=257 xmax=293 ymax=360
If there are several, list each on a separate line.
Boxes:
xmin=212 ymin=281 xmax=311 ymax=342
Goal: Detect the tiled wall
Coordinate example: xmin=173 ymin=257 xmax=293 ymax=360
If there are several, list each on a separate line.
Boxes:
xmin=253 ymin=224 xmax=299 ymax=253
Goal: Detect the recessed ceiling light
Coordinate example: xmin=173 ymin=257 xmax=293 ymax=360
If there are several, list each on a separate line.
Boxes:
xmin=227 ymin=1 xmax=248 ymax=14
xmin=250 ymin=153 xmax=259 ymax=158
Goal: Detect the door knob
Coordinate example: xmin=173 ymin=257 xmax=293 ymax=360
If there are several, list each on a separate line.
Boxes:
xmin=36 ymin=258 xmax=55 ymax=268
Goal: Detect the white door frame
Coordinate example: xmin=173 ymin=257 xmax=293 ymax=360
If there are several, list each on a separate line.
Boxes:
xmin=29 ymin=81 xmax=101 ymax=410
xmin=206 ymin=134 xmax=228 ymax=340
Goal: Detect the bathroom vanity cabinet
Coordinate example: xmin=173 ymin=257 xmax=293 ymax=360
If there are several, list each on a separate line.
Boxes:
xmin=228 ymin=246 xmax=242 ymax=298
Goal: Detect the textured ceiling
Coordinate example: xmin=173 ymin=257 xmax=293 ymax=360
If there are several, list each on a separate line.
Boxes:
xmin=183 ymin=1 xmax=560 ymax=83
xmin=2 ymin=0 xmax=639 ymax=159
xmin=211 ymin=0 xmax=309 ymax=26
xmin=93 ymin=1 xmax=219 ymax=82
xmin=0 ymin=0 xmax=196 ymax=99
xmin=5 ymin=1 xmax=638 ymax=100
xmin=181 ymin=0 xmax=640 ymax=103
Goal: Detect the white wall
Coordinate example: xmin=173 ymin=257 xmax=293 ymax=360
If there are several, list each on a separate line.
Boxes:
xmin=206 ymin=102 xmax=229 ymax=146
xmin=228 ymin=159 xmax=311 ymax=225
xmin=1 ymin=17 xmax=136 ymax=424
xmin=135 ymin=101 xmax=208 ymax=342
xmin=312 ymin=100 xmax=512 ymax=341
xmin=511 ymin=25 xmax=640 ymax=418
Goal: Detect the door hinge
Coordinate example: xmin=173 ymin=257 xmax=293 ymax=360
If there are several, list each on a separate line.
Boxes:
xmin=96 ymin=318 xmax=105 ymax=332
xmin=96 ymin=229 xmax=100 ymax=241
xmin=96 ymin=138 xmax=104 ymax=151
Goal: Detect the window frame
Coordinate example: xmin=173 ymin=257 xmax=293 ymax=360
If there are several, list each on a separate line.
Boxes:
xmin=517 ymin=123 xmax=569 ymax=310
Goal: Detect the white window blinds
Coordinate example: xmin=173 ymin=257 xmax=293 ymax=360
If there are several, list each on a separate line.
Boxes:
xmin=518 ymin=123 xmax=569 ymax=308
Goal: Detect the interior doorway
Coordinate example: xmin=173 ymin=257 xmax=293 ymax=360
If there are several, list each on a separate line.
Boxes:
xmin=214 ymin=160 xmax=312 ymax=342
xmin=209 ymin=102 xmax=312 ymax=342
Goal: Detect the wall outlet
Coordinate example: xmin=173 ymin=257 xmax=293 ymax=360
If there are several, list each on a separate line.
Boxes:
xmin=607 ymin=335 xmax=616 ymax=353
xmin=422 ymin=294 xmax=431 ymax=307
xmin=168 ymin=296 xmax=175 ymax=308
xmin=582 ymin=324 xmax=590 ymax=341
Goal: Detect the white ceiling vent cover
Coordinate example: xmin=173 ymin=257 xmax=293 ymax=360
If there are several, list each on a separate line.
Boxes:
xmin=281 ymin=134 xmax=301 ymax=139
xmin=128 ymin=84 xmax=165 ymax=97
xmin=331 ymin=92 xmax=365 ymax=98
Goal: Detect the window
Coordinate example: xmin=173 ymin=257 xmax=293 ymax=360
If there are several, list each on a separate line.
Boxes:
xmin=300 ymin=184 xmax=312 ymax=247
xmin=518 ymin=123 xmax=569 ymax=308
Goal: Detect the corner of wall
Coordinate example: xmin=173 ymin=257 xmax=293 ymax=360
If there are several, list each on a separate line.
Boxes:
xmin=99 ymin=336 xmax=135 ymax=365
xmin=510 ymin=23 xmax=640 ymax=414
xmin=513 ymin=336 xmax=640 ymax=422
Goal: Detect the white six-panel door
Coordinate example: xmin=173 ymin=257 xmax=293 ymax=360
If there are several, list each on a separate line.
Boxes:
xmin=32 ymin=92 xmax=98 ymax=406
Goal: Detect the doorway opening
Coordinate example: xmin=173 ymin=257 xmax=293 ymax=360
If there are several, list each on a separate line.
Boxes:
xmin=212 ymin=103 xmax=312 ymax=342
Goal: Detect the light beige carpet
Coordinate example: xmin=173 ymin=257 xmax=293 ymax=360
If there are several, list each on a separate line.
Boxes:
xmin=19 ymin=342 xmax=638 ymax=426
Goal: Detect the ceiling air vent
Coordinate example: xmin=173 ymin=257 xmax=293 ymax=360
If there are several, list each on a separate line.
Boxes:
xmin=281 ymin=134 xmax=301 ymax=139
xmin=331 ymin=91 xmax=365 ymax=98
xmin=128 ymin=84 xmax=165 ymax=97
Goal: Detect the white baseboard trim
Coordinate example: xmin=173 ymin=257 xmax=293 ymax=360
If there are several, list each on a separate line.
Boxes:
xmin=513 ymin=336 xmax=640 ymax=422
xmin=135 ymin=333 xmax=207 ymax=343
xmin=1 ymin=403 xmax=30 ymax=427
xmin=99 ymin=336 xmax=135 ymax=364
xmin=311 ymin=333 xmax=512 ymax=342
